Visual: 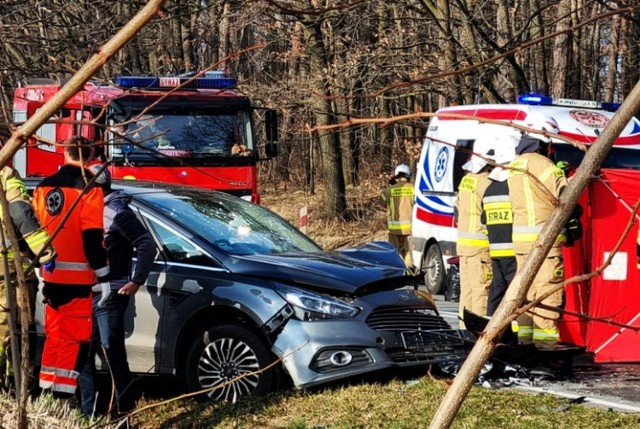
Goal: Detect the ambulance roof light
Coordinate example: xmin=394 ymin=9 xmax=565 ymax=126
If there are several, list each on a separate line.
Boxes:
xmin=518 ymin=92 xmax=620 ymax=112
xmin=517 ymin=93 xmax=553 ymax=105
xmin=115 ymin=72 xmax=237 ymax=90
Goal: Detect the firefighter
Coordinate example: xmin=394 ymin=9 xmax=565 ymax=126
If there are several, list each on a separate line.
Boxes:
xmin=381 ymin=164 xmax=414 ymax=263
xmin=456 ymin=134 xmax=494 ymax=327
xmin=509 ymin=114 xmax=568 ymax=349
xmin=33 ymin=136 xmax=110 ymax=396
xmin=480 ymin=134 xmax=520 ymax=316
xmin=0 ymin=163 xmax=56 ymax=387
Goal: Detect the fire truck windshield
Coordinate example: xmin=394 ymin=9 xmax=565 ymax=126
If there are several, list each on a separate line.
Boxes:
xmin=107 ymin=109 xmax=254 ymax=166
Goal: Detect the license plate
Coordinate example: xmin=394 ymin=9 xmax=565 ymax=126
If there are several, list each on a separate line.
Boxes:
xmin=401 ymin=330 xmax=460 ymax=350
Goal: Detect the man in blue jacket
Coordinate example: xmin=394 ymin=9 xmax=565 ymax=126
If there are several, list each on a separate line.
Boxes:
xmin=79 ymin=165 xmax=157 ymax=416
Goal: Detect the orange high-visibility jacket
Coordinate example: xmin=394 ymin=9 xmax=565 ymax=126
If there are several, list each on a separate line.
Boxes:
xmin=34 ymin=165 xmax=108 ymax=284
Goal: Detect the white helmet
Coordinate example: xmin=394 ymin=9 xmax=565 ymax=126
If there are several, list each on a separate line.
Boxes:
xmin=464 ymin=132 xmax=520 ymax=175
xmin=394 ymin=164 xmax=411 ymax=178
xmin=525 ymin=112 xmax=560 ymax=143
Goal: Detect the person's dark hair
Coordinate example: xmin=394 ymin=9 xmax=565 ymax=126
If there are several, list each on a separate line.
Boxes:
xmin=64 ymin=136 xmax=93 ymax=162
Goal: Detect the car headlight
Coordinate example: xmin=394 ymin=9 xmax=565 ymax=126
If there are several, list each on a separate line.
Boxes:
xmin=273 ymin=282 xmax=359 ymax=320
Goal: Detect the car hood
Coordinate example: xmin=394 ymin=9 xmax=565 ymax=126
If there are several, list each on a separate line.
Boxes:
xmin=225 ymin=241 xmax=409 ymax=294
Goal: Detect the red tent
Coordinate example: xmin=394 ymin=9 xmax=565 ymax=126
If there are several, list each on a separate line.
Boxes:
xmin=560 ymin=169 xmax=640 ymax=362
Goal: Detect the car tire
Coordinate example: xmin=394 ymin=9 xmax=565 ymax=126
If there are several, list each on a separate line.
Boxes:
xmin=423 ymin=243 xmax=445 ymax=294
xmin=185 ymin=324 xmax=274 ymax=402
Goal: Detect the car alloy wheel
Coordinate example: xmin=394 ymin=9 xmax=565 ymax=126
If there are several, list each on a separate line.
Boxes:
xmin=185 ymin=324 xmax=274 ymax=402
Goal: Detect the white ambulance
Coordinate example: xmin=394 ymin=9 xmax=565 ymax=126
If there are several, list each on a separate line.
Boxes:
xmin=410 ymin=93 xmax=640 ymax=293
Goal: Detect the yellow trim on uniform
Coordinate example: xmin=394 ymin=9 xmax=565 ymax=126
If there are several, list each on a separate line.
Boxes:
xmin=457 ymin=238 xmax=490 ymax=247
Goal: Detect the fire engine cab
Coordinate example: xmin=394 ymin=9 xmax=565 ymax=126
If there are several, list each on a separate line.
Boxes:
xmin=411 ymin=93 xmax=640 ymax=362
xmin=13 ymin=71 xmax=278 ymax=203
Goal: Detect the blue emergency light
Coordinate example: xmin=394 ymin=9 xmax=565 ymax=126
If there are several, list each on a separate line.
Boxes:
xmin=115 ymin=72 xmax=237 ymax=90
xmin=518 ymin=92 xmax=621 ymax=112
xmin=517 ymin=93 xmax=553 ymax=105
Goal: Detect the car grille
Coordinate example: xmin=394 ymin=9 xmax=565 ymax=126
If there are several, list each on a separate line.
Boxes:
xmin=366 ymin=306 xmax=467 ymax=364
xmin=366 ymin=307 xmax=451 ymax=332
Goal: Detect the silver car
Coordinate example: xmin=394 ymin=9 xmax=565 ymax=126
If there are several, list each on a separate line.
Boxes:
xmin=36 ymin=182 xmax=472 ymax=401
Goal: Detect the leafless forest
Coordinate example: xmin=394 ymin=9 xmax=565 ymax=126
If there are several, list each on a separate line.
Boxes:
xmin=0 ymin=0 xmax=638 ymax=218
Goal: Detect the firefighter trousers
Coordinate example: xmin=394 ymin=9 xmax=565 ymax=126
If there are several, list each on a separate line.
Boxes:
xmin=515 ymin=253 xmax=564 ymax=348
xmin=459 ymin=251 xmax=492 ymax=328
xmin=0 ymin=273 xmax=37 ymax=378
xmin=39 ymin=294 xmax=92 ymax=395
xmin=487 ymin=257 xmax=517 ymax=316
xmin=388 ymin=233 xmax=411 ymax=265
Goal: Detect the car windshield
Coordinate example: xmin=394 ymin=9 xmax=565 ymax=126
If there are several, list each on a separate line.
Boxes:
xmin=107 ymin=110 xmax=254 ymax=164
xmin=136 ymin=189 xmax=322 ymax=256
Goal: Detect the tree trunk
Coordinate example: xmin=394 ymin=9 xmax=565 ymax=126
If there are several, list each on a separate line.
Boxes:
xmin=604 ymin=15 xmax=620 ymax=102
xmin=551 ymin=0 xmax=572 ymax=97
xmin=302 ymin=18 xmax=346 ymax=217
xmin=429 ymin=78 xmax=640 ymax=429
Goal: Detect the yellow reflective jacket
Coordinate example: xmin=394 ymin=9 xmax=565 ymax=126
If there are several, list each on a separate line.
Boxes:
xmin=0 ymin=166 xmax=56 ymax=269
xmin=507 ymin=153 xmax=568 ymax=256
xmin=456 ymin=171 xmax=491 ymax=256
xmin=381 ymin=178 xmax=414 ymax=235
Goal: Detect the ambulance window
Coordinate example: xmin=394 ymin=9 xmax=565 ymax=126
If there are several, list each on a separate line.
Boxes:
xmin=454 ymin=139 xmax=474 ymax=191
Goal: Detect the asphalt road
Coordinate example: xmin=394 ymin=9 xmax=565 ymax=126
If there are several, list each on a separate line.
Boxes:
xmin=433 ymin=294 xmax=640 ymax=413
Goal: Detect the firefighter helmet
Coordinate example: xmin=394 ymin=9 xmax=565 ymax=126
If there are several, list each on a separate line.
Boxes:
xmin=394 ymin=164 xmax=411 ymax=178
xmin=462 ymin=134 xmax=494 ymax=173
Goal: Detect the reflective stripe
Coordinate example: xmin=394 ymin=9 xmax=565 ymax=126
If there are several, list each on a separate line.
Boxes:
xmin=95 ymin=265 xmax=110 ymax=278
xmin=483 ymin=195 xmax=510 ymax=204
xmin=533 ymin=329 xmax=560 ymax=341
xmin=490 ymin=249 xmax=516 ymax=257
xmin=56 ymin=261 xmax=90 ymax=271
xmin=39 ymin=380 xmax=54 ymax=389
xmin=457 ymin=237 xmax=490 ymax=247
xmin=388 ymin=220 xmax=412 ymax=227
xmin=484 ymin=201 xmax=511 ymax=210
xmin=457 ymin=231 xmax=489 ymax=247
xmin=25 ymin=230 xmax=49 ymax=247
xmin=40 ymin=365 xmax=57 ymax=374
xmin=52 ymin=383 xmax=77 ymax=394
xmin=517 ymin=326 xmax=533 ymax=338
xmin=523 ymin=176 xmax=536 ymax=227
xmin=489 ymin=242 xmax=515 ymax=257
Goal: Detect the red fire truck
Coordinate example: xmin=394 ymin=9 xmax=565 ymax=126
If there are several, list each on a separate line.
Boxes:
xmin=12 ymin=72 xmax=278 ymax=203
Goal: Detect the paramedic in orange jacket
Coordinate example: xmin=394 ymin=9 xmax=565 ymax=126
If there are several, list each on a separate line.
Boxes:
xmin=33 ymin=136 xmax=110 ymax=396
xmin=508 ymin=115 xmax=568 ymax=349
xmin=455 ymin=135 xmax=494 ymax=327
xmin=381 ymin=164 xmax=414 ymax=262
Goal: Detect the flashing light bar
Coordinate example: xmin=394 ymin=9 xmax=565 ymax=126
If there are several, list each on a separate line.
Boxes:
xmin=517 ymin=92 xmax=621 ymax=112
xmin=115 ymin=72 xmax=237 ymax=90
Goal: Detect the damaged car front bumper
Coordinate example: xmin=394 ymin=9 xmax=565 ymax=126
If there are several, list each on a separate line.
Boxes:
xmin=272 ymin=290 xmax=474 ymax=389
